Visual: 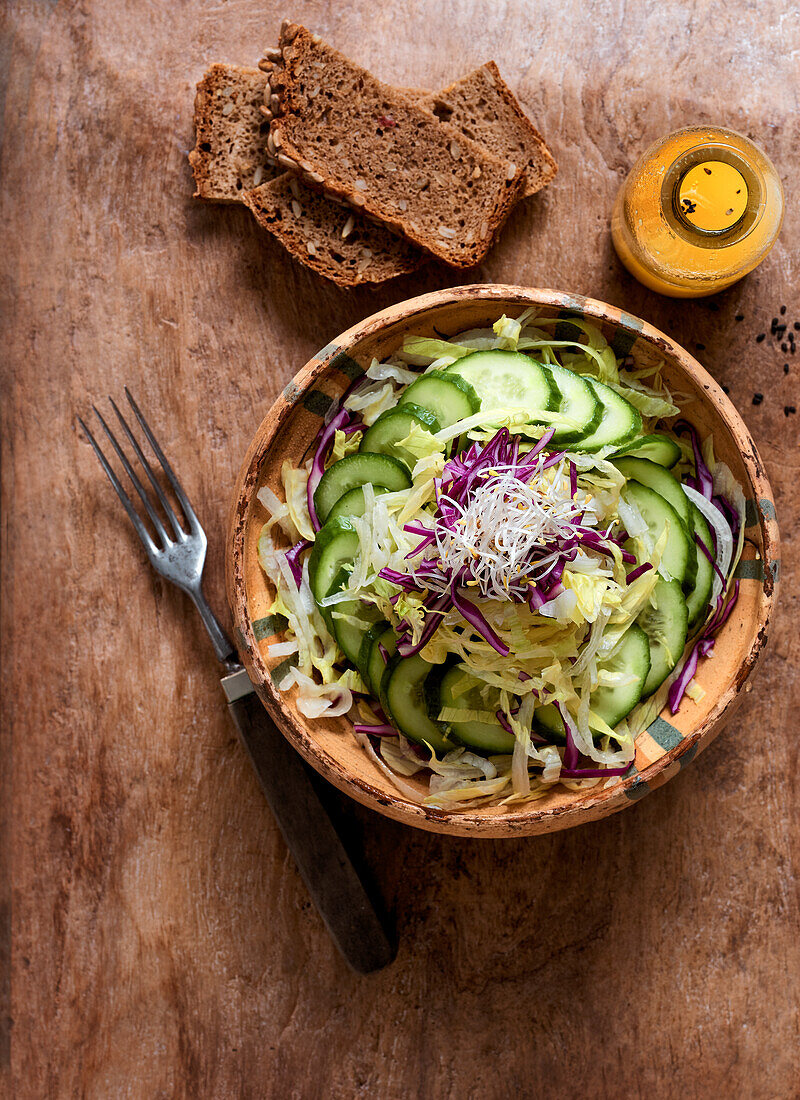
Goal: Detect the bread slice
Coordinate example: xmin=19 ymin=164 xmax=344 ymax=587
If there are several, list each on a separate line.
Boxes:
xmin=417 ymin=62 xmax=557 ymax=200
xmin=266 ymin=24 xmax=525 ymax=269
xmin=189 ymin=64 xmax=282 ymax=201
xmin=242 ymin=175 xmax=422 ymax=286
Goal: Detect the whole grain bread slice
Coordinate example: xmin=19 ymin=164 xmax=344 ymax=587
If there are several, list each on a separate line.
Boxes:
xmin=417 ymin=62 xmax=557 ymax=199
xmin=266 ymin=24 xmax=525 ymax=269
xmin=189 ymin=62 xmax=423 ymax=283
xmin=189 ymin=64 xmax=282 ymax=200
xmin=242 ymin=175 xmax=422 ymax=286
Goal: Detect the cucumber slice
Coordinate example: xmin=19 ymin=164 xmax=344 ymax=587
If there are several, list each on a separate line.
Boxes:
xmin=622 ymin=481 xmax=691 ymax=585
xmin=636 ymin=577 xmax=689 ymax=696
xmin=591 ymin=624 xmax=651 ymax=727
xmin=574 ymin=378 xmax=642 ymax=452
xmin=398 ymin=370 xmax=480 ymax=428
xmin=381 ymin=654 xmax=454 ymax=753
xmin=612 ymin=433 xmax=682 ymax=468
xmin=359 ymin=403 xmax=440 ymax=471
xmin=359 ymin=622 xmax=396 ymax=695
xmin=326 ymin=485 xmax=389 ymax=523
xmin=313 ymin=452 xmax=411 ymax=524
xmin=308 ymin=517 xmax=359 ymax=608
xmin=533 ymin=704 xmax=566 ymax=742
xmin=540 ymin=362 xmax=602 ymax=445
xmin=613 ymin=456 xmax=693 ymax=530
xmin=534 ymin=624 xmax=651 ymax=736
xmin=685 ymin=503 xmax=715 ymax=628
xmin=330 ymin=598 xmax=383 ymax=670
xmin=444 ymin=350 xmax=556 ymax=422
xmin=435 ymin=663 xmax=515 ymax=753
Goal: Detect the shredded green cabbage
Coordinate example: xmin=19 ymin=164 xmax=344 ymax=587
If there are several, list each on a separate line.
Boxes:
xmin=258 ymin=307 xmax=746 ymax=810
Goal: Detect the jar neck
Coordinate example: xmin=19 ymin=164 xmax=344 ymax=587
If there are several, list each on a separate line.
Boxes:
xmin=661 ymin=143 xmax=765 ymax=250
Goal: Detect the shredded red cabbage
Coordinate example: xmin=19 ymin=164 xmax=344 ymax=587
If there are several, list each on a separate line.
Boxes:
xmin=676 ymin=420 xmax=714 ymax=500
xmin=668 ymin=580 xmax=741 ymax=713
xmin=307 ymin=406 xmax=351 ymax=531
xmin=353 ymin=723 xmax=398 ymax=737
xmin=450 ymin=581 xmax=510 ymax=655
xmin=625 ymin=562 xmax=652 ymax=583
xmin=285 ymin=539 xmax=312 ymax=587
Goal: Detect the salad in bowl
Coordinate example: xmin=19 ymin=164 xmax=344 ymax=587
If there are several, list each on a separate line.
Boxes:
xmin=254 ymin=307 xmax=746 ymax=811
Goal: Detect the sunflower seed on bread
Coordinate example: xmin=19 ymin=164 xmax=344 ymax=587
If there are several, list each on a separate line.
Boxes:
xmin=188 ymin=64 xmax=282 ymax=201
xmin=267 ymin=24 xmax=526 ymax=269
xmin=242 ymin=176 xmax=423 ymax=286
xmin=417 ymin=62 xmax=557 ymax=200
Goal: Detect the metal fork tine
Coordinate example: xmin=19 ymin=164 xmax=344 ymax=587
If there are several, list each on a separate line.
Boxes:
xmin=92 ymin=406 xmax=172 ymax=546
xmin=109 ymin=397 xmax=185 ymax=540
xmin=124 ymin=388 xmax=200 ymax=531
xmin=78 ymin=417 xmax=158 ymax=555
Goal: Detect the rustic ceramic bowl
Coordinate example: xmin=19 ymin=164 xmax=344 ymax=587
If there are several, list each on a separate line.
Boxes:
xmin=227 ymin=286 xmax=779 ymax=838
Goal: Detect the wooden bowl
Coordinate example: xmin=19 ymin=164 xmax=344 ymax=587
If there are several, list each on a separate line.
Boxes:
xmin=226 ymin=286 xmax=779 ymax=838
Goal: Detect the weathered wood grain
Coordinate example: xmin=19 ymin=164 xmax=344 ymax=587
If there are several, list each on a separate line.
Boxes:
xmin=2 ymin=1 xmax=798 ymax=1097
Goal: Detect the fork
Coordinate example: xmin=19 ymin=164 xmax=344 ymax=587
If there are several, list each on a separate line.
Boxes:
xmin=78 ymin=390 xmax=394 ymax=974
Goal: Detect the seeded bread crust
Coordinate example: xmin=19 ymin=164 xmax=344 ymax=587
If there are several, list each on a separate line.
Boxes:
xmin=417 ymin=62 xmax=557 ymax=200
xmin=242 ymin=176 xmax=422 ymax=286
xmin=188 ymin=64 xmax=282 ymax=201
xmin=265 ymin=24 xmax=526 ymax=269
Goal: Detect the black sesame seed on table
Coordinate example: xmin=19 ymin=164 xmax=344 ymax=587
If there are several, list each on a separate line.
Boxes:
xmin=735 ymin=313 xmax=745 ymax=322
xmin=752 ymin=393 xmax=764 ymax=405
xmin=784 ymin=406 xmax=796 ymax=416
xmin=756 ymin=333 xmax=766 ymax=342
xmin=781 ymin=305 xmax=787 ymax=315
xmin=695 ymin=343 xmax=706 ymax=351
xmin=722 ymin=384 xmax=730 ymax=394
xmin=782 ymin=343 xmax=789 ymax=352
xmin=794 ymin=321 xmax=800 ymax=331
xmin=785 ymin=364 xmax=790 ymax=374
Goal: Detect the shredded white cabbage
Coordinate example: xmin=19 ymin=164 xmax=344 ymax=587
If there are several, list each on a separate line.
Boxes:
xmin=256 ymin=307 xmax=746 ymax=810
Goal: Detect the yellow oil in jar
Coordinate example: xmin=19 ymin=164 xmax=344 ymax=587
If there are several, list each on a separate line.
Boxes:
xmin=611 ymin=127 xmax=783 ymax=298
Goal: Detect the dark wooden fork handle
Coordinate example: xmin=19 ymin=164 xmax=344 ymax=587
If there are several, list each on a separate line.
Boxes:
xmin=227 ymin=692 xmax=395 ymax=974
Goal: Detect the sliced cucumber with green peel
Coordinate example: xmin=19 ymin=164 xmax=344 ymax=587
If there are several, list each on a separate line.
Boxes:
xmin=540 ymin=362 xmax=602 ymax=445
xmin=331 ymin=598 xmax=383 ymax=670
xmin=327 ymin=485 xmax=389 ymax=523
xmin=444 ymin=350 xmax=556 ymax=422
xmin=622 ymin=481 xmax=691 ymax=585
xmin=685 ymin=503 xmax=715 ymax=628
xmin=615 ymin=455 xmax=695 ymax=588
xmin=381 ymin=654 xmax=454 ymax=753
xmin=313 ymin=452 xmax=411 ymax=524
xmin=612 ymin=433 xmax=682 ymax=468
xmin=591 ymin=624 xmax=651 ymax=727
xmin=308 ymin=517 xmax=359 ymax=609
xmin=434 ymin=664 xmax=516 ymax=753
xmin=636 ymin=577 xmax=689 ymax=696
xmin=359 ymin=403 xmax=440 ymax=471
xmin=574 ymin=378 xmax=642 ymax=452
xmin=398 ymin=370 xmax=480 ymax=428
xmin=614 ymin=456 xmax=692 ymax=530
xmin=358 ymin=622 xmax=396 ymax=695
xmin=534 ymin=624 xmax=651 ymax=737
xmin=533 ymin=703 xmax=567 ymax=742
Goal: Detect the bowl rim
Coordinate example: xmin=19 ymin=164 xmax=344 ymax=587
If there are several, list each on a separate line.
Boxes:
xmin=227 ymin=284 xmax=779 ymax=837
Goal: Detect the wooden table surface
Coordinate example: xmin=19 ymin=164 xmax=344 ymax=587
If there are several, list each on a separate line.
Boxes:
xmin=3 ymin=1 xmax=799 ymax=1096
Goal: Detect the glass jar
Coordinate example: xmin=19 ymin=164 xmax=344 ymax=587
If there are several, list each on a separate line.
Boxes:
xmin=611 ymin=126 xmax=784 ymax=298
